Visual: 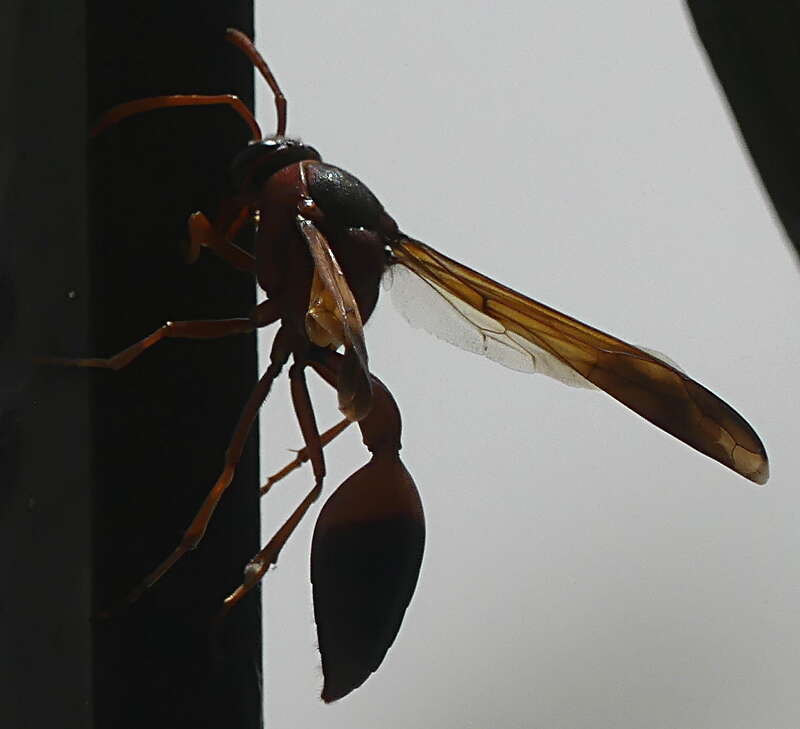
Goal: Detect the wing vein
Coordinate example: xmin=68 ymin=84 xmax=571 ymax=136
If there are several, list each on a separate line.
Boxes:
xmin=388 ymin=237 xmax=768 ymax=484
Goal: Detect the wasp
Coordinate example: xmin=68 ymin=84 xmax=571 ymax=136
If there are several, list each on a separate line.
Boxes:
xmin=48 ymin=28 xmax=768 ymax=702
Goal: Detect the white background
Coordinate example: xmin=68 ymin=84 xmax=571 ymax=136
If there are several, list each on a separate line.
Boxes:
xmin=254 ymin=2 xmax=800 ymax=727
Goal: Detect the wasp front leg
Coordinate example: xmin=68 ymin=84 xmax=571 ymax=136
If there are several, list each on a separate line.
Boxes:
xmin=186 ymin=203 xmax=256 ymax=272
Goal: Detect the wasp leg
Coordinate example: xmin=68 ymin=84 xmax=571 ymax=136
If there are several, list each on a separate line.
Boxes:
xmin=117 ymin=328 xmax=292 ymax=608
xmin=221 ymin=476 xmax=323 ymax=617
xmin=289 ymin=362 xmax=326 ymax=485
xmin=260 ymin=418 xmax=352 ymax=496
xmin=221 ymin=361 xmax=327 ymax=614
xmin=39 ymin=299 xmax=279 ymax=371
xmin=92 ymin=93 xmax=261 ymax=141
xmin=220 ymin=350 xmax=415 ymax=623
xmin=187 ymin=208 xmax=255 ymax=272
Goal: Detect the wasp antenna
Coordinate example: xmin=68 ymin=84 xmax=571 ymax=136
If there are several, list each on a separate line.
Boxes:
xmin=90 ymin=94 xmax=262 ymax=141
xmin=225 ymin=28 xmax=288 ymax=137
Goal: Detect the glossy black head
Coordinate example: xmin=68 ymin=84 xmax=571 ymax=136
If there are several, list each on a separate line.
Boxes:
xmin=231 ymin=137 xmax=321 ymax=196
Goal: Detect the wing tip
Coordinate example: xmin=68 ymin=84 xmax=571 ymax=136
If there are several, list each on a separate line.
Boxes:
xmin=746 ymin=458 xmax=769 ymax=486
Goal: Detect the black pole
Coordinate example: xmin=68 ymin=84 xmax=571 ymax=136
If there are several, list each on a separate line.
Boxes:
xmin=2 ymin=2 xmax=262 ymax=728
xmin=687 ymin=1 xmax=800 ymax=261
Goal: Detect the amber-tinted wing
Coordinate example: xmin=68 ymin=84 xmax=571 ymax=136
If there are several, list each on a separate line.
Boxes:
xmin=297 ymin=215 xmax=372 ymax=420
xmin=389 ymin=238 xmax=768 ymax=484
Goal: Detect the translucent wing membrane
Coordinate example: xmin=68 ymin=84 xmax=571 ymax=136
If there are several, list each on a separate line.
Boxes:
xmin=389 ymin=238 xmax=768 ymax=484
xmin=387 ymin=262 xmax=595 ymax=388
xmin=298 ymin=215 xmax=372 ymax=420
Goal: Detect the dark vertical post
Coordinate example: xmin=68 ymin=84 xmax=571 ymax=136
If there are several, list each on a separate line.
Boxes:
xmin=2 ymin=2 xmax=93 ymax=726
xmin=2 ymin=2 xmax=261 ymax=728
xmin=687 ymin=1 xmax=800 ymax=260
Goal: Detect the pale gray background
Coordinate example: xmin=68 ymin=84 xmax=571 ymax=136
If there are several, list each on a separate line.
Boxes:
xmin=254 ymin=2 xmax=800 ymax=727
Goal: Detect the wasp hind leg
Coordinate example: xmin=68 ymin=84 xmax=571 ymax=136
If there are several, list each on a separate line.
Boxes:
xmin=102 ymin=327 xmax=292 ymax=613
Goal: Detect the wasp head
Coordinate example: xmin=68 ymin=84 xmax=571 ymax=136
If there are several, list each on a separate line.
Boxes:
xmin=230 ymin=137 xmax=321 ymax=198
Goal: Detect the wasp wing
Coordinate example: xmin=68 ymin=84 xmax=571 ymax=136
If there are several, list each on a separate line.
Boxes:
xmin=297 ymin=215 xmax=372 ymax=420
xmin=389 ymin=237 xmax=768 ymax=485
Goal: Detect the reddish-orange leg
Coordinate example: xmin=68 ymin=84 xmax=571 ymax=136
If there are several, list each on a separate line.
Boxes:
xmin=40 ymin=299 xmax=279 ymax=371
xmin=187 ymin=207 xmax=255 ymax=272
xmin=260 ymin=418 xmax=352 ymax=496
xmin=90 ymin=28 xmax=288 ymax=142
xmin=220 ymin=349 xmax=401 ymax=616
xmin=220 ymin=360 xmax=329 ymax=614
xmin=289 ymin=363 xmax=326 ymax=485
xmin=43 ymin=319 xmax=252 ymax=370
xmin=121 ymin=327 xmax=293 ymax=607
xmin=40 ymin=297 xmax=285 ymax=610
xmin=91 ymin=93 xmax=262 ymax=141
xmin=222 ymin=478 xmax=322 ymax=617
xmin=225 ymin=27 xmax=287 ymax=137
